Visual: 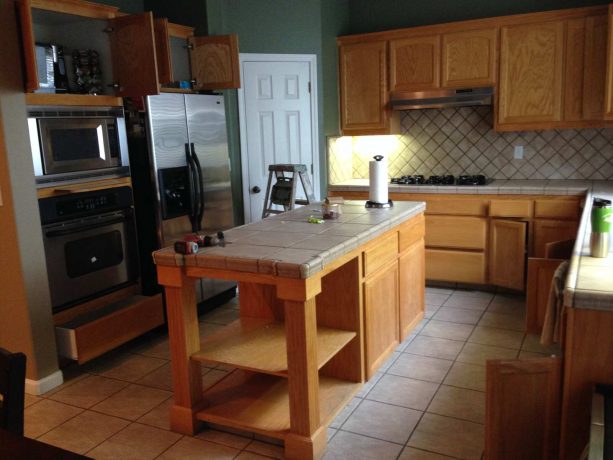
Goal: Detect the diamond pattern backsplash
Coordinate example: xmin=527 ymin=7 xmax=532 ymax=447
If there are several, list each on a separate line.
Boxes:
xmin=327 ymin=106 xmax=613 ymax=182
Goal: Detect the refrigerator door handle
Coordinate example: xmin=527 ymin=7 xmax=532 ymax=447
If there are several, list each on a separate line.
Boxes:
xmin=190 ymin=142 xmax=205 ymax=231
xmin=185 ymin=143 xmax=198 ymax=232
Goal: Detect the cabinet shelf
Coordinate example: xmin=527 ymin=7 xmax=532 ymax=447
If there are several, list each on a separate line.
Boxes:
xmin=192 ymin=318 xmax=356 ymax=377
xmin=196 ymin=369 xmax=361 ymax=439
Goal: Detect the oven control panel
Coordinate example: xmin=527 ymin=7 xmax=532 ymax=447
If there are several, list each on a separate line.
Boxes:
xmin=39 ymin=186 xmax=134 ymax=225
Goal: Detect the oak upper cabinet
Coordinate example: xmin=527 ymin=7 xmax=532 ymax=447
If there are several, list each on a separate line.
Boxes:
xmin=153 ymin=21 xmax=240 ymax=90
xmin=441 ymin=28 xmax=498 ymax=88
xmin=489 ymin=219 xmax=527 ymax=291
xmin=389 ymin=35 xmax=440 ymax=91
xmin=339 ymin=40 xmax=394 ymax=135
xmin=17 ymin=0 xmax=159 ymax=99
xmin=605 ymin=4 xmax=613 ymax=119
xmin=564 ymin=14 xmax=608 ymax=121
xmin=498 ymin=20 xmax=565 ymax=126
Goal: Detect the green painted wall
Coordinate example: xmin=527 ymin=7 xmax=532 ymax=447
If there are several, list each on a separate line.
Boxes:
xmin=143 ymin=0 xmax=207 ymax=34
xmin=97 ymin=0 xmax=143 ymax=14
xmin=347 ymin=0 xmax=611 ymax=33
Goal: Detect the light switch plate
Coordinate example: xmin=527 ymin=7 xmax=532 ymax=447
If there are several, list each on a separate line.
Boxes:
xmin=514 ymin=145 xmax=524 ymax=160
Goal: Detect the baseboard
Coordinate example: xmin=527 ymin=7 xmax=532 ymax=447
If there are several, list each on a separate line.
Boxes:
xmin=25 ymin=369 xmax=63 ymax=395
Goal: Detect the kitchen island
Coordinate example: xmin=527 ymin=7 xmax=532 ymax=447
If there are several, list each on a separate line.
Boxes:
xmin=153 ymin=200 xmax=426 ymax=459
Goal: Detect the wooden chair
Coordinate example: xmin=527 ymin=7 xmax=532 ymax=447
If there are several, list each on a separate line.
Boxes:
xmin=0 ymin=348 xmax=27 ymax=436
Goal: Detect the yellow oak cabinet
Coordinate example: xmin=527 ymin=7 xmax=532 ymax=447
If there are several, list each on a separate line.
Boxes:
xmin=338 ymin=40 xmax=396 ymax=135
xmin=564 ymin=15 xmax=607 ymax=121
xmin=489 ymin=219 xmax=527 ymax=291
xmin=605 ymin=4 xmax=613 ymax=119
xmin=389 ymin=35 xmax=441 ymax=91
xmin=497 ymin=20 xmax=565 ymax=127
xmin=441 ymin=28 xmax=498 ymax=88
xmin=532 ymin=220 xmax=579 ymax=258
xmin=399 ymin=239 xmax=425 ymax=341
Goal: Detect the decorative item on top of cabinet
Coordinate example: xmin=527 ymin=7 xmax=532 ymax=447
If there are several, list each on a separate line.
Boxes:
xmin=389 ymin=35 xmax=440 ymax=91
xmin=497 ymin=20 xmax=565 ymax=127
xmin=338 ymin=40 xmax=398 ymax=135
xmin=189 ymin=34 xmax=240 ymax=90
xmin=441 ymin=28 xmax=498 ymax=88
xmin=16 ymin=0 xmax=160 ymax=101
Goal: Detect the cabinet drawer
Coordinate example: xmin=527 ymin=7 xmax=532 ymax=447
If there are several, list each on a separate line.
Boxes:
xmin=490 ymin=199 xmax=533 ymax=218
xmin=534 ymin=199 xmax=580 ymax=219
xmin=425 ymin=249 xmax=487 ymax=284
xmin=363 ymin=232 xmax=398 ymax=277
xmin=399 ymin=214 xmax=425 ymax=252
xmin=55 ymin=294 xmax=164 ymax=364
xmin=425 ymin=215 xmax=487 ymax=249
xmin=425 ymin=197 xmax=489 ymax=216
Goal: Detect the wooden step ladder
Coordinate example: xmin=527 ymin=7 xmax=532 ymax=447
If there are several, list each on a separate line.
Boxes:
xmin=261 ymin=164 xmax=316 ymax=218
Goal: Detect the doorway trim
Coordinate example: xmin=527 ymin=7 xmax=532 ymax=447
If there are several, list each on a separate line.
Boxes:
xmin=237 ymin=53 xmax=320 ymax=223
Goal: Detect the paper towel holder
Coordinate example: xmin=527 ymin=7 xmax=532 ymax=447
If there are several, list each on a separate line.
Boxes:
xmin=366 ymin=199 xmax=393 ymax=208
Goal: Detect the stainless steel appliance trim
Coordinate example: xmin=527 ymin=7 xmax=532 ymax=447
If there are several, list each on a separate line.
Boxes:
xmin=28 ymin=118 xmax=44 ymax=176
xmin=391 ymin=87 xmax=494 ymax=110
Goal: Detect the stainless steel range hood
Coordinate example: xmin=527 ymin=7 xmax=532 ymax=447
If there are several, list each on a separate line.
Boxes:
xmin=391 ymin=87 xmax=494 ymax=110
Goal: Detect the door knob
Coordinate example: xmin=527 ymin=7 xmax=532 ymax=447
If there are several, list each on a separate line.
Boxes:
xmin=252 ymin=186 xmax=261 ymax=194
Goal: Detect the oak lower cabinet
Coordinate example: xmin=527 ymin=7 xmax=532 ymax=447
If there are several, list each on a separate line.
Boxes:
xmin=532 ymin=220 xmax=579 ymax=258
xmin=489 ymin=219 xmax=527 ymax=291
xmin=338 ymin=40 xmax=395 ymax=135
xmin=399 ymin=240 xmax=425 ymax=341
xmin=485 ymin=357 xmax=562 ymax=460
xmin=364 ymin=261 xmax=399 ymax=379
xmin=604 ymin=4 xmax=613 ymax=119
xmin=425 ymin=249 xmax=487 ymax=284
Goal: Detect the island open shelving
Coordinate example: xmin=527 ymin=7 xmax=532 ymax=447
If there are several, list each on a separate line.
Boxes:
xmin=153 ymin=200 xmax=426 ymax=459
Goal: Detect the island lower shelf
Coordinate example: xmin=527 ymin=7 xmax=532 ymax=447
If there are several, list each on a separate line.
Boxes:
xmin=196 ymin=368 xmax=361 ymax=439
xmin=192 ymin=317 xmax=357 ymax=377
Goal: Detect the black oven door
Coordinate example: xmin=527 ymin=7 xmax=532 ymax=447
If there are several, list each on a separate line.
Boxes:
xmin=38 ymin=117 xmax=120 ymax=175
xmin=42 ymin=209 xmax=138 ymax=312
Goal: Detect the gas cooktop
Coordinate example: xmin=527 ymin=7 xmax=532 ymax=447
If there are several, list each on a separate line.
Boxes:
xmin=390 ymin=174 xmax=488 ymax=186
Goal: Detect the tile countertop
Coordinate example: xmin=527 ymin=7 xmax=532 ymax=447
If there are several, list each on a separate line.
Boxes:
xmin=330 ymin=179 xmax=613 ymax=311
xmin=153 ymin=200 xmax=426 ymax=279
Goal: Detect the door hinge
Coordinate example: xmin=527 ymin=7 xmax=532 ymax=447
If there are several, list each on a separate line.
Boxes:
xmin=308 ymin=82 xmax=311 ymax=93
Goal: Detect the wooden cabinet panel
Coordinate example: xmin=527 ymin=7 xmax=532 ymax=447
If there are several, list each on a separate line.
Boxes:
xmin=363 ymin=232 xmax=398 ymax=277
xmin=604 ymin=4 xmax=613 ymax=119
xmin=399 ymin=240 xmax=425 ymax=341
xmin=364 ymin=261 xmax=399 ymax=379
xmin=425 ymin=215 xmax=487 ymax=250
xmin=154 ymin=18 xmax=172 ymax=85
xmin=441 ymin=28 xmax=497 ymax=88
xmin=16 ymin=0 xmax=38 ymax=92
xmin=399 ymin=213 xmax=425 ymax=252
xmin=390 ymin=35 xmax=440 ymax=91
xmin=109 ymin=13 xmax=160 ymax=97
xmin=532 ymin=220 xmax=578 ymax=258
xmin=425 ymin=249 xmax=486 ymax=284
xmin=490 ymin=199 xmax=532 ymax=218
xmin=189 ymin=34 xmax=240 ymax=90
xmin=498 ymin=21 xmax=564 ymax=124
xmin=485 ymin=357 xmax=562 ymax=460
xmin=423 ymin=196 xmax=489 ymax=216
xmin=490 ymin=220 xmax=527 ymax=291
xmin=565 ymin=15 xmax=607 ymax=121
xmin=526 ymin=258 xmax=565 ymax=334
xmin=339 ymin=41 xmax=392 ymax=135
xmin=534 ymin=199 xmax=581 ymax=220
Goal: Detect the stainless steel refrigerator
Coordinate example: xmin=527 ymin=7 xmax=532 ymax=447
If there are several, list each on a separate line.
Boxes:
xmin=129 ymin=93 xmax=235 ymax=303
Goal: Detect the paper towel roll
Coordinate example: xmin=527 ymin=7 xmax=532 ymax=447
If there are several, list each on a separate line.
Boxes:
xmin=369 ymin=155 xmax=388 ymax=204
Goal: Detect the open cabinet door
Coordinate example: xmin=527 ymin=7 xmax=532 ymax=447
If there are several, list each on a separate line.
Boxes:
xmin=489 ymin=219 xmax=527 ymax=290
xmin=154 ymin=18 xmax=172 ymax=85
xmin=15 ymin=0 xmax=39 ymax=92
xmin=108 ymin=12 xmax=159 ymax=97
xmin=189 ymin=34 xmax=240 ymax=90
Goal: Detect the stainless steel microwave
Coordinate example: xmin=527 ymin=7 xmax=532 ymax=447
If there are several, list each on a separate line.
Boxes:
xmin=27 ymin=106 xmax=130 ymax=184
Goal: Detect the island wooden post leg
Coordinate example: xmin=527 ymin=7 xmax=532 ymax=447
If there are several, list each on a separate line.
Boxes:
xmin=157 ymin=266 xmax=203 ymax=435
xmin=278 ymin=278 xmax=326 ymax=460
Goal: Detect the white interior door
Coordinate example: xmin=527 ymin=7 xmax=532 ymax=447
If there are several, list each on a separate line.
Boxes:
xmin=238 ymin=54 xmax=319 ymax=223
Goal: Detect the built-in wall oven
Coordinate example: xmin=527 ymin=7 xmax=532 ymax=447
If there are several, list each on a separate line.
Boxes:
xmin=27 ymin=105 xmax=130 ymax=185
xmin=39 ymin=186 xmax=139 ymax=313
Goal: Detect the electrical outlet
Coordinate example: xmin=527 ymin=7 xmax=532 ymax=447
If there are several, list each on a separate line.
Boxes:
xmin=514 ymin=145 xmax=524 ymax=160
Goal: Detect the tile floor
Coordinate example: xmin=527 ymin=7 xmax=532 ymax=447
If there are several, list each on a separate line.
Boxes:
xmin=23 ymin=287 xmax=560 ymax=459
